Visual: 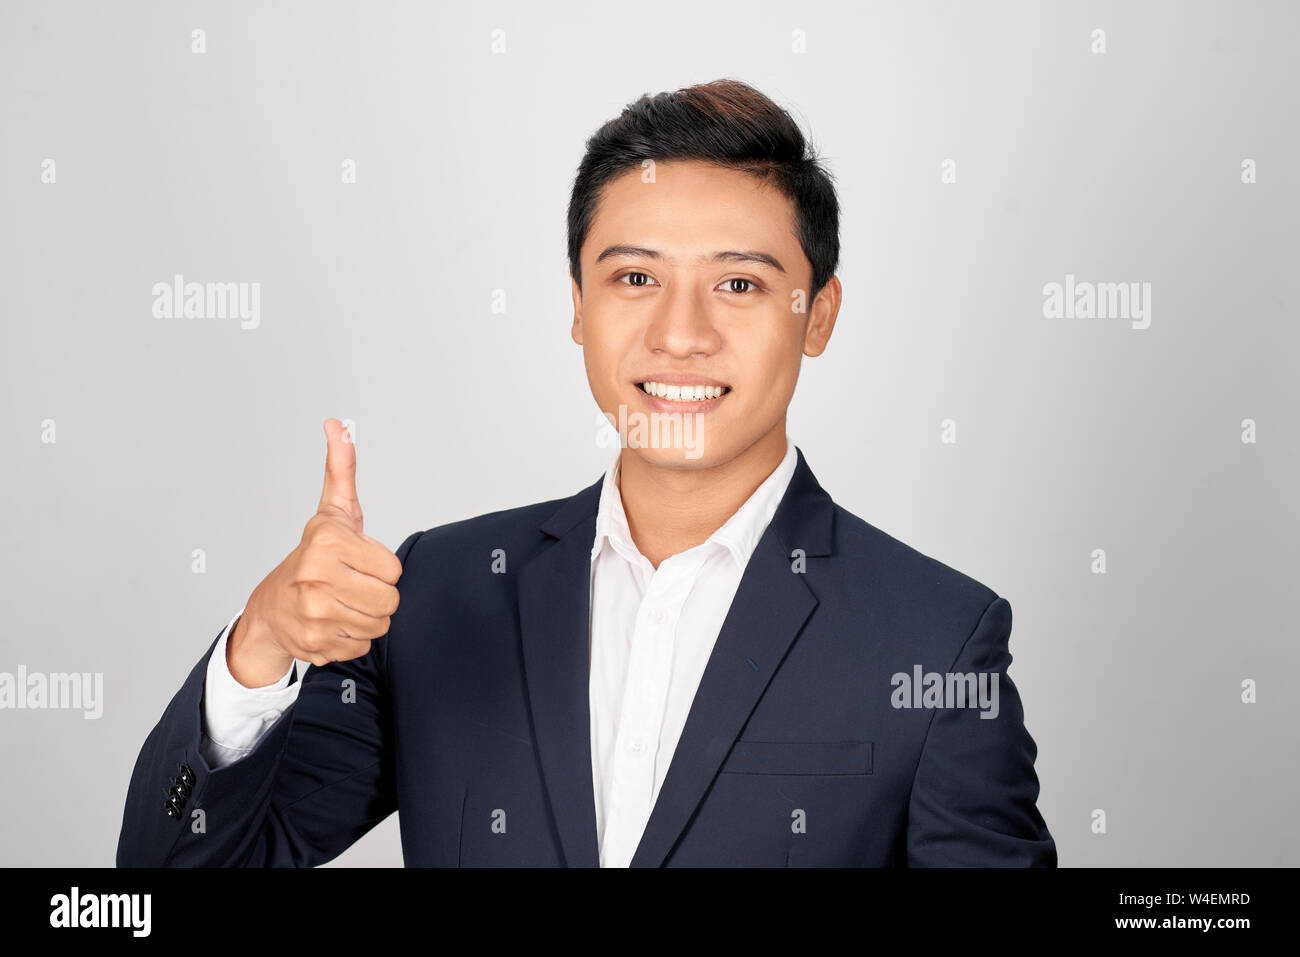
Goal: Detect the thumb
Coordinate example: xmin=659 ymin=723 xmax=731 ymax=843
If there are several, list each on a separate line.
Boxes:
xmin=318 ymin=418 xmax=363 ymax=532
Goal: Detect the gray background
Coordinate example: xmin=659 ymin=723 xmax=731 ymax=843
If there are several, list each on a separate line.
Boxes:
xmin=1 ymin=0 xmax=1296 ymax=866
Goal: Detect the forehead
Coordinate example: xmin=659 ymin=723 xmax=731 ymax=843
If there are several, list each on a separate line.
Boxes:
xmin=584 ymin=159 xmax=799 ymax=258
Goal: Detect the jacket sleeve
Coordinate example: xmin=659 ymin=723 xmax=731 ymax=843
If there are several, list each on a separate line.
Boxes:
xmin=115 ymin=530 xmax=425 ymax=867
xmin=905 ymin=596 xmax=1057 ymax=866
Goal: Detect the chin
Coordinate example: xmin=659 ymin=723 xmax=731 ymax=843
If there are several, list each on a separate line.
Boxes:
xmin=625 ymin=444 xmax=700 ymax=467
xmin=629 ymin=435 xmax=748 ymax=470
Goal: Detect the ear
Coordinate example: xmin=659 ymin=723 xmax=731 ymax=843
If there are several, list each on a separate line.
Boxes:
xmin=803 ymin=275 xmax=842 ymax=358
xmin=570 ymin=275 xmax=584 ymax=345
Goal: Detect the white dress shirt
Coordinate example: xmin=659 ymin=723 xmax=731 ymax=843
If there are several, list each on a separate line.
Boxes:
xmin=201 ymin=435 xmax=798 ymax=867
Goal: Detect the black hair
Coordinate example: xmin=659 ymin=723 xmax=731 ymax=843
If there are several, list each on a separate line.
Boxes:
xmin=567 ymin=78 xmax=840 ymax=302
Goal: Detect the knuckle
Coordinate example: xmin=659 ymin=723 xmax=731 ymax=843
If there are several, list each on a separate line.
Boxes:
xmin=305 ymin=621 xmax=336 ymax=650
xmin=292 ymin=553 xmax=322 ymax=581
xmin=311 ymin=527 xmax=342 ymax=551
xmin=299 ymin=589 xmax=331 ymax=621
xmin=354 ymin=618 xmax=382 ymax=641
xmin=303 ymin=514 xmax=332 ymax=541
xmin=303 ymin=559 xmax=332 ymax=585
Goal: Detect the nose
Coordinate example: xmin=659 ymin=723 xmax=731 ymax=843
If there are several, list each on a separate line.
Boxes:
xmin=643 ymin=282 xmax=722 ymax=359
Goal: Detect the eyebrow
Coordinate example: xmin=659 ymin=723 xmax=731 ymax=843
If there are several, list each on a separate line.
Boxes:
xmin=595 ymin=244 xmax=786 ymax=274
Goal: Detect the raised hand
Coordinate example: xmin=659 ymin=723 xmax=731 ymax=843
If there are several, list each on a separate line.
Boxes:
xmin=226 ymin=419 xmax=403 ymax=687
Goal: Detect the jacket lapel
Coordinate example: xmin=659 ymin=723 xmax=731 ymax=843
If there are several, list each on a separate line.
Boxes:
xmin=517 ymin=475 xmax=603 ymax=868
xmin=517 ymin=447 xmax=836 ymax=868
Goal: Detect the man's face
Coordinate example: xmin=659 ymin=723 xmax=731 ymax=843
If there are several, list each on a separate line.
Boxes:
xmin=571 ymin=159 xmax=839 ymax=471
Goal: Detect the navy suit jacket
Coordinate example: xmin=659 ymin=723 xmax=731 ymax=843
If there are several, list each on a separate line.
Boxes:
xmin=117 ymin=447 xmax=1056 ymax=867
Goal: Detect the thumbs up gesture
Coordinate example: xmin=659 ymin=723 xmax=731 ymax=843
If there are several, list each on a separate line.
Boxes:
xmin=227 ymin=419 xmax=405 ymax=688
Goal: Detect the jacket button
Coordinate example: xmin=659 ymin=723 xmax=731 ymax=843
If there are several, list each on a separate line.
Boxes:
xmin=177 ymin=763 xmax=195 ymax=787
xmin=169 ymin=776 xmax=192 ymax=799
xmin=164 ymin=799 xmax=181 ymax=819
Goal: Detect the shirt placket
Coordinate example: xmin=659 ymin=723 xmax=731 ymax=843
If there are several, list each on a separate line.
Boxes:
xmin=602 ymin=552 xmax=707 ymax=867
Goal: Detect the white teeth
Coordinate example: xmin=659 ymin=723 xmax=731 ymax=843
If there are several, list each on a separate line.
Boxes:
xmin=639 ymin=381 xmax=727 ymax=401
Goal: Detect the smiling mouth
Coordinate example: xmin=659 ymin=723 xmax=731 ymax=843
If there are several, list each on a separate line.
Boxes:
xmin=637 ymin=381 xmax=731 ymax=402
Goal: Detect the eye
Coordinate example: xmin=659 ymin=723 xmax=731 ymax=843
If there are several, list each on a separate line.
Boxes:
xmin=721 ymin=278 xmax=761 ymax=295
xmin=616 ymin=271 xmax=657 ymax=288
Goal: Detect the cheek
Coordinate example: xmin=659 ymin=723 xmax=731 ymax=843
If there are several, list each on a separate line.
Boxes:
xmin=580 ymin=318 xmax=637 ymax=395
xmin=731 ymin=319 xmax=803 ymax=393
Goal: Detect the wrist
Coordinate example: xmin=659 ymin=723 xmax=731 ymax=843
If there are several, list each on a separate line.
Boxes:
xmin=227 ymin=613 xmax=294 ymax=688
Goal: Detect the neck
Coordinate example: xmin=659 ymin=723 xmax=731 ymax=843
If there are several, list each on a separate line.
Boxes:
xmin=617 ymin=421 xmax=789 ymax=569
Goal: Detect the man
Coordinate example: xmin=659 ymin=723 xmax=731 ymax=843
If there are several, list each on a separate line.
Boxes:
xmin=117 ymin=78 xmax=1056 ymax=867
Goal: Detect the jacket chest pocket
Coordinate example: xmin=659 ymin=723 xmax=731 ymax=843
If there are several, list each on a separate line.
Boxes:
xmin=718 ymin=739 xmax=873 ymax=776
xmin=667 ymin=739 xmax=877 ymax=865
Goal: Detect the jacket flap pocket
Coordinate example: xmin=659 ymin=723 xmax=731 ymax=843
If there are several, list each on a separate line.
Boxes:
xmin=719 ymin=739 xmax=873 ymax=775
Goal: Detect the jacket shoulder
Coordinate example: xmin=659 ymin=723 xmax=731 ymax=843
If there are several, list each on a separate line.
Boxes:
xmin=829 ymin=503 xmax=1000 ymax=617
xmin=397 ymin=489 xmax=583 ymax=572
xmin=821 ymin=503 xmax=1008 ymax=672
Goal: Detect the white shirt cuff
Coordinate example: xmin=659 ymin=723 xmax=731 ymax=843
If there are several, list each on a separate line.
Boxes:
xmin=200 ymin=608 xmax=301 ymax=769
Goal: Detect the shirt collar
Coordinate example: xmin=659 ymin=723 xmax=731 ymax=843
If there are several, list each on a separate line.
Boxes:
xmin=590 ymin=435 xmax=799 ymax=571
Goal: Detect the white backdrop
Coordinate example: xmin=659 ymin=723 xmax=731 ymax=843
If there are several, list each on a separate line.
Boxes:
xmin=1 ymin=0 xmax=1296 ymax=866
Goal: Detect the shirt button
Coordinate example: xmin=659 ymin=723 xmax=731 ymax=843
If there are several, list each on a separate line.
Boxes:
xmin=627 ymin=739 xmax=645 ymax=753
xmin=649 ymin=607 xmax=666 ymax=624
xmin=261 ymin=710 xmax=281 ymax=723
